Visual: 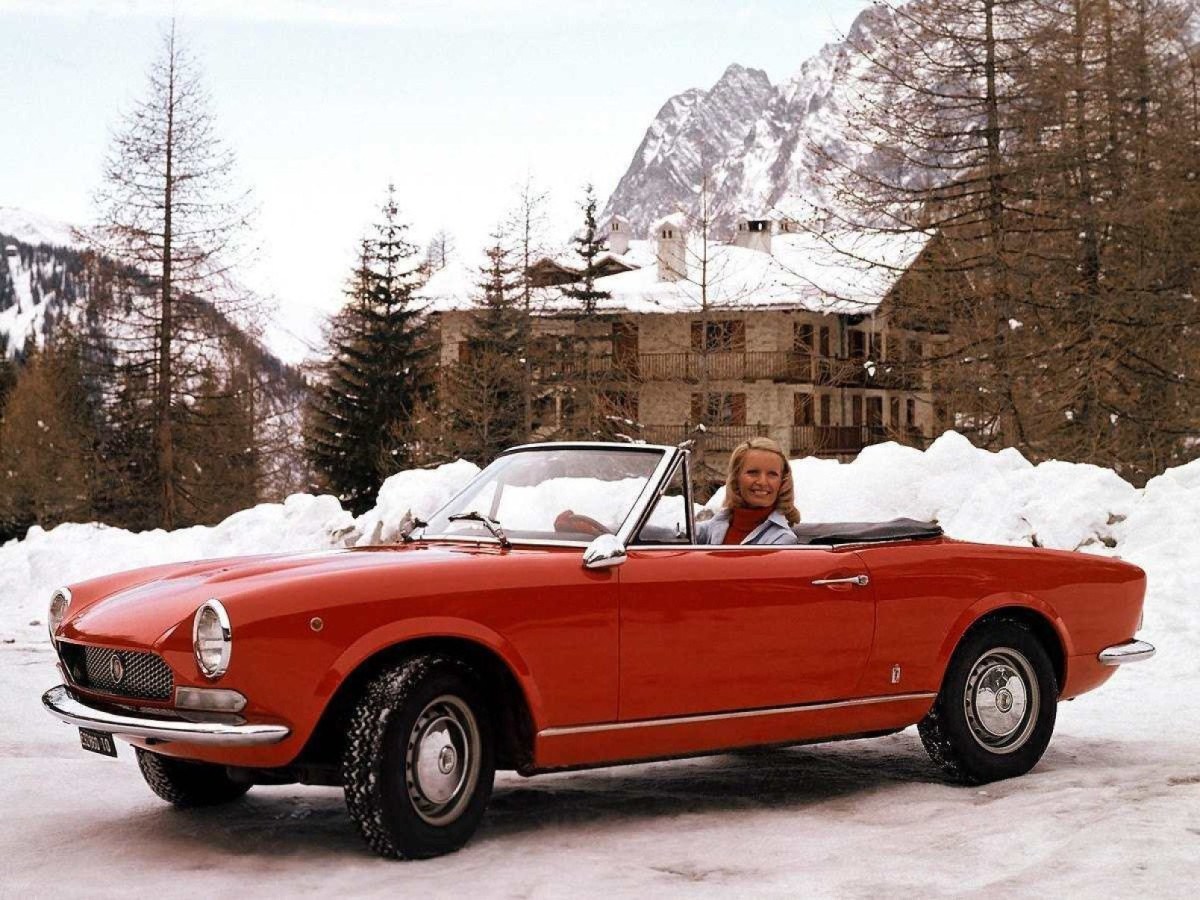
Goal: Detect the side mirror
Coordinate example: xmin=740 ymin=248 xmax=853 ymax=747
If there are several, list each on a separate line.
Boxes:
xmin=582 ymin=534 xmax=627 ymax=569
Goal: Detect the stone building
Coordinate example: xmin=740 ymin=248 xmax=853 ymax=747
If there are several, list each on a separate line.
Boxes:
xmin=424 ymin=212 xmax=939 ymax=475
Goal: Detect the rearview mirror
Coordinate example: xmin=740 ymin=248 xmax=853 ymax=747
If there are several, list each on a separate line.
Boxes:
xmin=582 ymin=534 xmax=627 ymax=569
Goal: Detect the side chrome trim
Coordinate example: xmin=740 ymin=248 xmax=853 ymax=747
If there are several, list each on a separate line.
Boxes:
xmin=1097 ymin=639 xmax=1156 ymax=666
xmin=538 ymin=692 xmax=937 ymax=738
xmin=42 ymin=685 xmax=290 ymax=746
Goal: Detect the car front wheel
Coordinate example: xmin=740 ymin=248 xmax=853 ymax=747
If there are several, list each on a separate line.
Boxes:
xmin=918 ymin=619 xmax=1058 ymax=785
xmin=342 ymin=655 xmax=495 ymax=859
xmin=135 ymin=747 xmax=251 ymax=807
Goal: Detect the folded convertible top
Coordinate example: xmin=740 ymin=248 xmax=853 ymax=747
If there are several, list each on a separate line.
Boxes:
xmin=791 ymin=517 xmax=943 ymax=545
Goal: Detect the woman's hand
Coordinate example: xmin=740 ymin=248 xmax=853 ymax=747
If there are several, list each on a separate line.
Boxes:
xmin=553 ymin=509 xmax=612 ymax=537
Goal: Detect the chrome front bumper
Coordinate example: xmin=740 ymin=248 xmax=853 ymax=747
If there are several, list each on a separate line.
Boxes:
xmin=42 ymin=685 xmax=290 ymax=746
xmin=1097 ymin=639 xmax=1156 ymax=666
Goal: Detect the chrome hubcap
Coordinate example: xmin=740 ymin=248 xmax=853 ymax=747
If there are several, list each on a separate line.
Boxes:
xmin=964 ymin=647 xmax=1039 ymax=754
xmin=405 ymin=695 xmax=480 ymax=826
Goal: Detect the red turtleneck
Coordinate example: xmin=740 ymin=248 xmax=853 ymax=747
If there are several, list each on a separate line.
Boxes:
xmin=723 ymin=506 xmax=773 ymax=544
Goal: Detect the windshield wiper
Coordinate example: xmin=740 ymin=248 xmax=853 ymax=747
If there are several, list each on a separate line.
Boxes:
xmin=447 ymin=510 xmax=511 ymax=548
xmin=397 ymin=512 xmax=428 ymax=543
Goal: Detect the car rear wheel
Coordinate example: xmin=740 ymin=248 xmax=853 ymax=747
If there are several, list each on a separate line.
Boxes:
xmin=342 ymin=655 xmax=495 ymax=859
xmin=918 ymin=619 xmax=1058 ymax=785
xmin=135 ymin=747 xmax=251 ymax=807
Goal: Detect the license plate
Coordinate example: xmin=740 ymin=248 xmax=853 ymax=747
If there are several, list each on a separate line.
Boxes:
xmin=79 ymin=727 xmax=118 ymax=758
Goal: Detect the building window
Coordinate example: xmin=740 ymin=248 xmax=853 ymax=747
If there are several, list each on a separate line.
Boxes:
xmin=907 ymin=398 xmax=917 ymax=427
xmin=612 ymin=321 xmax=638 ymax=373
xmin=819 ymin=394 xmax=832 ymax=426
xmin=691 ymin=319 xmax=746 ymax=353
xmin=691 ymin=392 xmax=747 ymax=426
xmin=852 ymin=395 xmax=863 ymax=426
xmin=794 ymin=392 xmax=813 ymax=426
xmin=794 ymin=322 xmax=814 ymax=354
xmin=867 ymin=396 xmax=883 ymax=428
xmin=849 ymin=330 xmax=869 ymax=362
xmin=818 ymin=325 xmax=832 ymax=358
xmin=890 ymin=397 xmax=901 ymax=429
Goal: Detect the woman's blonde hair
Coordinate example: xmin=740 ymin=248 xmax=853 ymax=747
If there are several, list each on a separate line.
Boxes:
xmin=722 ymin=437 xmax=800 ymax=525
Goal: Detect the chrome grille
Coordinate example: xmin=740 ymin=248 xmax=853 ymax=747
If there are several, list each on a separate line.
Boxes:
xmin=79 ymin=646 xmax=173 ymax=700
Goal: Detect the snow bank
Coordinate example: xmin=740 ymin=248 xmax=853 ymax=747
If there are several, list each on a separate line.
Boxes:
xmin=350 ymin=459 xmax=480 ymax=545
xmin=0 ymin=435 xmax=1192 ymax=655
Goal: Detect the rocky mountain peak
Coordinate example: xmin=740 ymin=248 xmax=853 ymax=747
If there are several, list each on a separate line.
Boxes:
xmin=602 ymin=8 xmax=896 ymax=240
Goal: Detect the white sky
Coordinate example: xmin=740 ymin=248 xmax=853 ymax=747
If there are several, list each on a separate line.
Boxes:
xmin=1 ymin=0 xmax=868 ymax=360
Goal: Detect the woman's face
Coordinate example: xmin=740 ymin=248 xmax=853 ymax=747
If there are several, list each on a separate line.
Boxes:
xmin=737 ymin=449 xmax=784 ymax=509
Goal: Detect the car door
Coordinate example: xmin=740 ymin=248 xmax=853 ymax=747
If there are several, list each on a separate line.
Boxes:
xmin=618 ymin=544 xmax=877 ymax=721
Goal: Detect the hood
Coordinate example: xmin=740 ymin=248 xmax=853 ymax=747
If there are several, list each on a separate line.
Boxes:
xmin=59 ymin=543 xmax=507 ymax=648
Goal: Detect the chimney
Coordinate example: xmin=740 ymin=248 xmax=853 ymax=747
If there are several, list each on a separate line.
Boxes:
xmin=732 ymin=214 xmax=773 ymax=254
xmin=606 ymin=214 xmax=630 ymax=256
xmin=653 ymin=213 xmax=688 ymax=282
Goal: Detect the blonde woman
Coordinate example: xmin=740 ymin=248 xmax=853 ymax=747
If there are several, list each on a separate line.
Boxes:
xmin=696 ymin=437 xmax=800 ymax=545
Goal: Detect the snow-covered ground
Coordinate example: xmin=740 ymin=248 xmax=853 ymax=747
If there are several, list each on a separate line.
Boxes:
xmin=1 ymin=432 xmax=1197 ymax=896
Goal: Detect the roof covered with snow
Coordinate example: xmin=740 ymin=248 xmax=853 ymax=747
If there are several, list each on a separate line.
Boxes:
xmin=422 ymin=228 xmax=928 ymax=318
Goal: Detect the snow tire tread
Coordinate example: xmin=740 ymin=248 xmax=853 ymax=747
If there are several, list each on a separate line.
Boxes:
xmin=342 ymin=654 xmax=494 ymax=860
xmin=135 ymin=747 xmax=250 ymax=808
xmin=918 ymin=617 xmax=1058 ymax=786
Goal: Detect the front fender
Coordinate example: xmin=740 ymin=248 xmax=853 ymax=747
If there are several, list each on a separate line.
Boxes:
xmin=317 ymin=615 xmax=547 ymax=729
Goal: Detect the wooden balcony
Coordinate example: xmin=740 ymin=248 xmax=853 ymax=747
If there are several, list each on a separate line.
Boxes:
xmin=642 ymin=424 xmax=771 ymax=451
xmin=531 ymin=351 xmax=926 ymax=389
xmin=790 ymin=425 xmax=926 ymax=457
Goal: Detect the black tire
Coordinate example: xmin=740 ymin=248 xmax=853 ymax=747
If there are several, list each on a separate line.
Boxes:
xmin=135 ymin=747 xmax=251 ymax=807
xmin=342 ymin=655 xmax=495 ymax=860
xmin=918 ymin=619 xmax=1058 ymax=785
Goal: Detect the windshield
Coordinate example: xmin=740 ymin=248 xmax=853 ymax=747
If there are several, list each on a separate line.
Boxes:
xmin=422 ymin=446 xmax=668 ymax=543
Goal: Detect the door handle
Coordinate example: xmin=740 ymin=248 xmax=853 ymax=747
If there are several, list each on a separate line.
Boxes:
xmin=811 ymin=574 xmax=870 ymax=587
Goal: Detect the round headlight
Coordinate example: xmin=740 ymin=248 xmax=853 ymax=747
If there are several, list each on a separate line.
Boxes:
xmin=48 ymin=587 xmax=72 ymax=641
xmin=192 ymin=599 xmax=232 ymax=679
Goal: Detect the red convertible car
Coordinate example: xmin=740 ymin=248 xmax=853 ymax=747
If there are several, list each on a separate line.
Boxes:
xmin=43 ymin=442 xmax=1154 ymax=859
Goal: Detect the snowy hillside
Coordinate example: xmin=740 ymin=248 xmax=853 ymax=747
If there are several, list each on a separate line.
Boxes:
xmin=0 ymin=206 xmax=81 ymax=250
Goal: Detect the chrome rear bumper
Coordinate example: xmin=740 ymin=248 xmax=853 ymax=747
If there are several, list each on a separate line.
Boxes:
xmin=42 ymin=685 xmax=290 ymax=746
xmin=1097 ymin=639 xmax=1156 ymax=666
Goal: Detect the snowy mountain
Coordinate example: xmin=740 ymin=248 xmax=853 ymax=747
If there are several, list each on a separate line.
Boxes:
xmin=0 ymin=207 xmax=306 ymax=464
xmin=603 ymin=6 xmax=894 ymax=238
xmin=0 ymin=209 xmax=86 ymax=356
xmin=0 ymin=207 xmax=298 ymax=378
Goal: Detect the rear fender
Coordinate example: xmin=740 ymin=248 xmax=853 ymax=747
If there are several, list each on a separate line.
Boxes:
xmin=935 ymin=592 xmax=1072 ymax=686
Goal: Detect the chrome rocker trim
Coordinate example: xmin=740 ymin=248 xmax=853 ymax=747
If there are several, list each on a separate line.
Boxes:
xmin=538 ymin=691 xmax=937 ymax=738
xmin=1097 ymin=639 xmax=1156 ymax=666
xmin=42 ymin=684 xmax=290 ymax=746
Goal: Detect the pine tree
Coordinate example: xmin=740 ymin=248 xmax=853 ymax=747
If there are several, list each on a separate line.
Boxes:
xmin=505 ymin=176 xmax=550 ymax=437
xmin=0 ymin=332 xmax=97 ymax=538
xmin=821 ymin=0 xmax=1200 ymax=480
xmin=87 ymin=20 xmax=256 ymax=528
xmin=306 ymin=187 xmax=434 ymax=514
xmin=442 ymin=234 xmax=526 ymax=464
xmin=561 ymin=184 xmax=612 ymax=438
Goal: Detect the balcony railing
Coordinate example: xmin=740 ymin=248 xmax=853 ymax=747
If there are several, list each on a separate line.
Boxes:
xmin=535 ymin=352 xmax=924 ymax=388
xmin=790 ymin=425 xmax=926 ymax=456
xmin=642 ymin=424 xmax=771 ymax=451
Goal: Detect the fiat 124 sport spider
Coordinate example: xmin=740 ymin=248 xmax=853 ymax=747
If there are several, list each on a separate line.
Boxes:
xmin=43 ymin=442 xmax=1154 ymax=859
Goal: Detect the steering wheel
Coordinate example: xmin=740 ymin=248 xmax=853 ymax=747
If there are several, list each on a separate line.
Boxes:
xmin=553 ymin=509 xmax=612 ymax=537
